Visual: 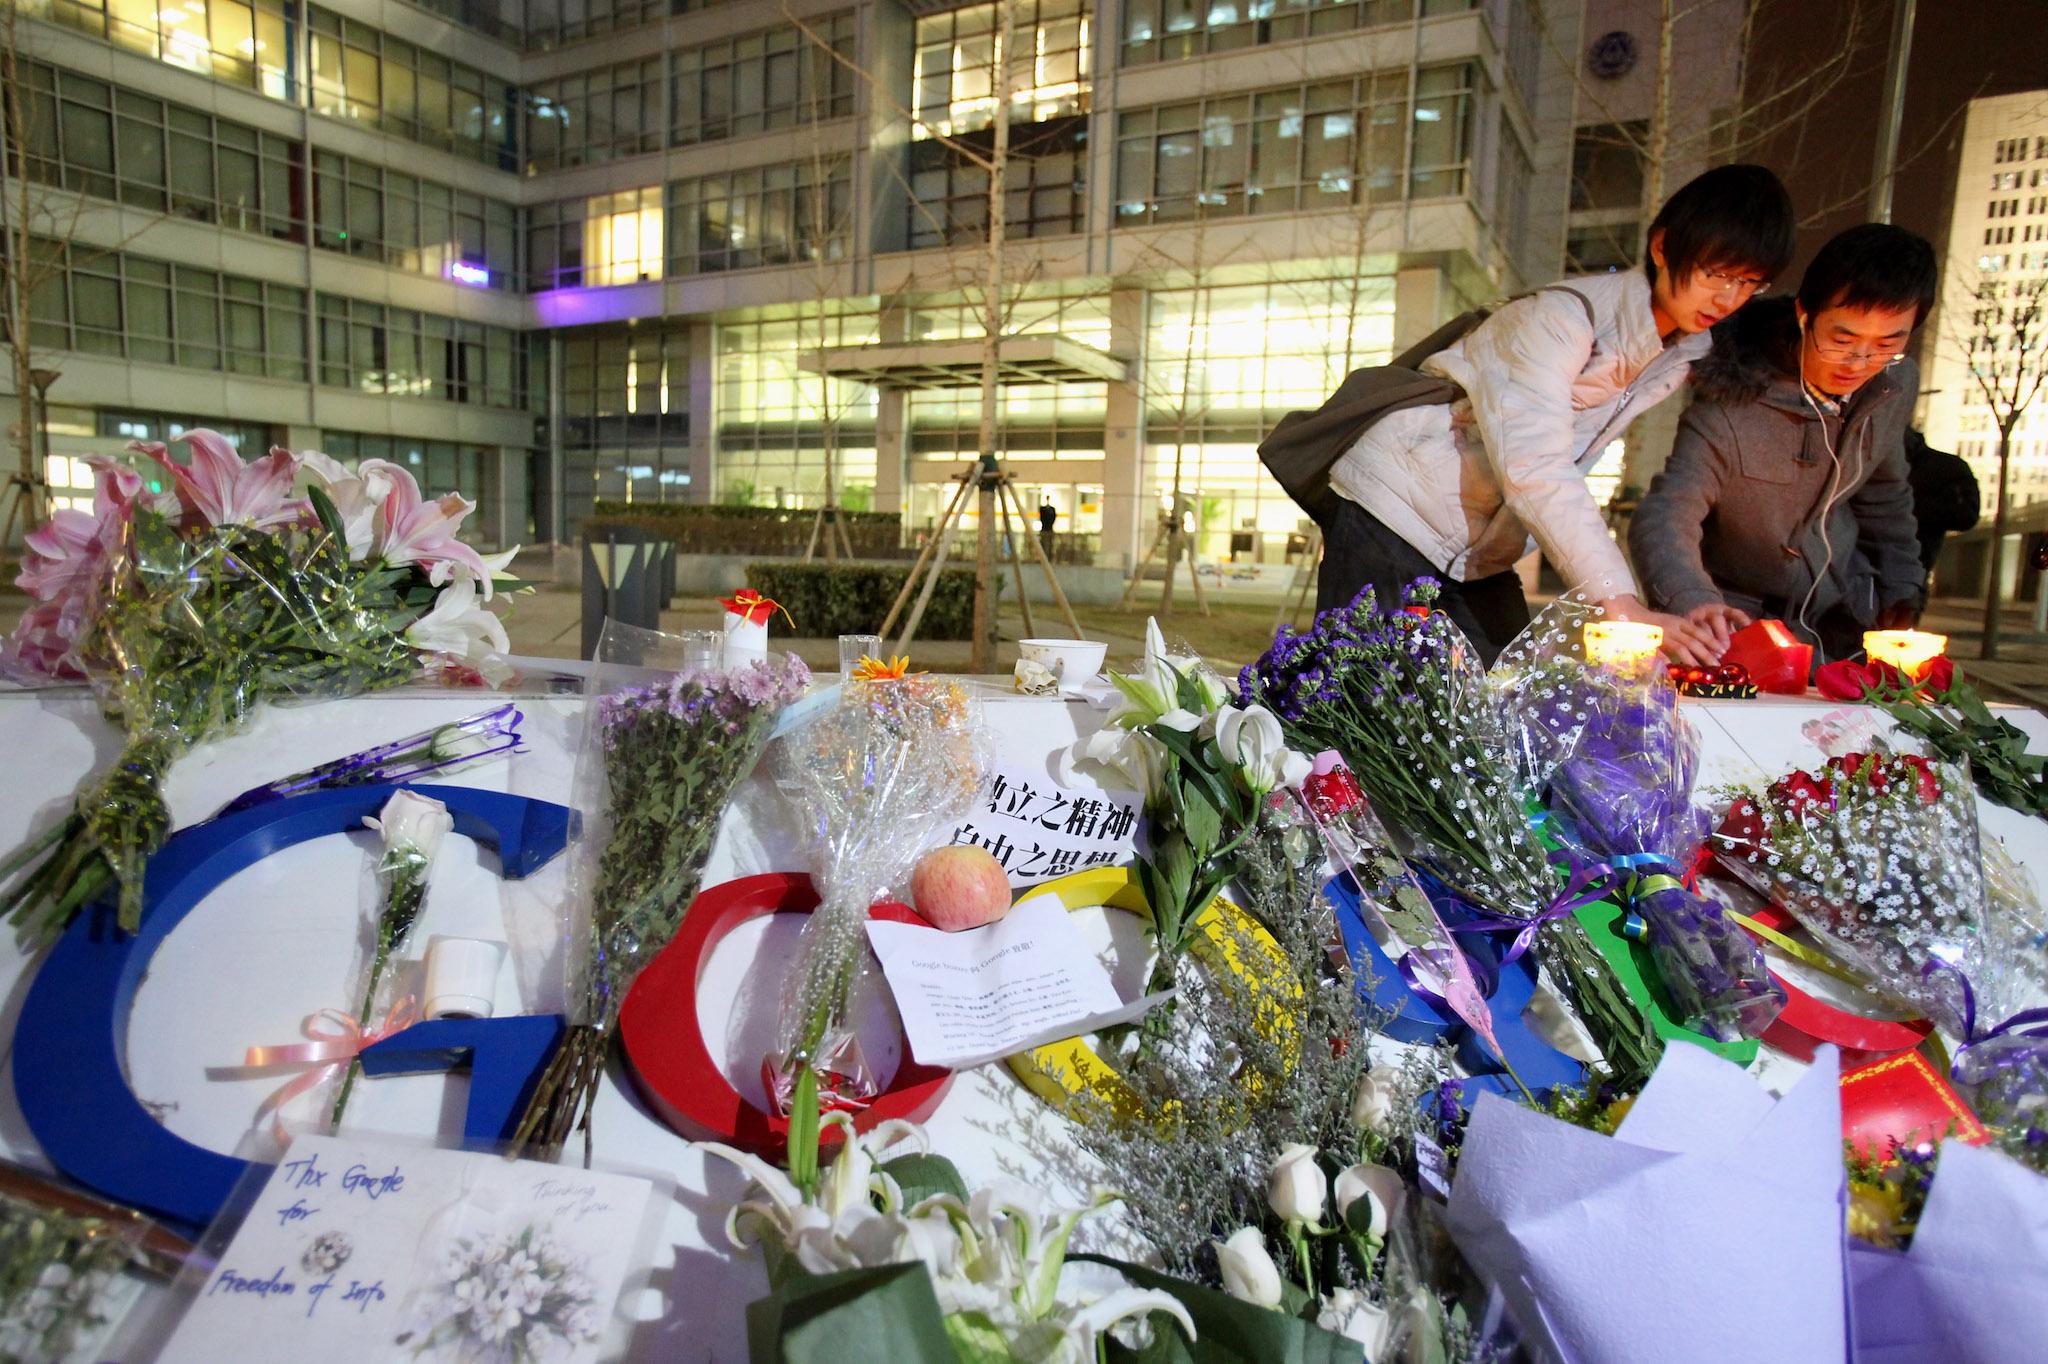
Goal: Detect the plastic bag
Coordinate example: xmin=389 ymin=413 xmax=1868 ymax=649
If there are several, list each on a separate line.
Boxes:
xmin=767 ymin=665 xmax=990 ymax=1109
xmin=1497 ymin=615 xmax=1784 ymax=1042
xmin=1 ymin=433 xmax=511 ymax=942
xmin=509 ymin=620 xmax=810 ymax=1156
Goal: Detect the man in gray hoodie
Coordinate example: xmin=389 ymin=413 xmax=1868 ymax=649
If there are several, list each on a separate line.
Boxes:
xmin=1629 ymin=224 xmax=1934 ymax=665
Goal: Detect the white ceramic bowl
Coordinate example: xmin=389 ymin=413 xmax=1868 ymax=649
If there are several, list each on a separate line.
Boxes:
xmin=1017 ymin=638 xmax=1108 ymax=689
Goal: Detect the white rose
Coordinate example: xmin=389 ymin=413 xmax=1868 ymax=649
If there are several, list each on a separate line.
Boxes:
xmin=1351 ymin=1071 xmax=1392 ymax=1131
xmin=1317 ymin=1286 xmax=1393 ymax=1352
xmin=364 ymin=789 xmax=453 ymax=859
xmin=1212 ymin=1226 xmax=1283 ymax=1308
xmin=1333 ymin=1163 xmax=1404 ymax=1240
xmin=1265 ymin=1142 xmax=1327 ymax=1229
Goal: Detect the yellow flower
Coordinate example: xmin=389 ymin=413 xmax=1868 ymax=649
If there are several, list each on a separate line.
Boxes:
xmin=1846 ymin=1180 xmax=1908 ymax=1248
xmin=851 ymin=655 xmax=919 ymax=682
xmin=1595 ymin=1095 xmax=1636 ymax=1134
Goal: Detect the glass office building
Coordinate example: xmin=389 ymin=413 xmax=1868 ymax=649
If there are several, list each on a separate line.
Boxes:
xmin=8 ymin=0 xmax=1600 ymax=566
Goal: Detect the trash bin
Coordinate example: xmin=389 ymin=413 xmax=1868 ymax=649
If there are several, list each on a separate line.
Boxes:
xmin=581 ymin=531 xmax=675 ymax=660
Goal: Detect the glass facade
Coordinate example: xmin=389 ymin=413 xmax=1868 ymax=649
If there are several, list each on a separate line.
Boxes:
xmin=18 ymin=62 xmax=301 ymax=240
xmin=715 ymin=312 xmax=879 ymax=510
xmin=668 ymin=162 xmax=851 ymax=276
xmin=320 ymin=429 xmax=490 ymax=500
xmin=1120 ymin=0 xmax=1477 ymax=65
xmin=670 ymin=15 xmax=857 ymax=147
xmin=1143 ymin=278 xmax=1395 ymax=557
xmin=27 ymin=239 xmax=308 ymax=379
xmin=1114 ymin=66 xmax=1468 ymax=223
xmin=309 ymin=7 xmax=519 ymax=168
xmin=523 ymin=57 xmax=663 ymax=171
xmin=312 ymin=151 xmax=520 ymax=287
xmin=43 ymin=0 xmax=296 ymax=98
xmin=315 ymin=296 xmax=529 ymax=407
xmin=912 ymin=0 xmax=1090 ymax=139
xmin=558 ymin=322 xmax=691 ymax=516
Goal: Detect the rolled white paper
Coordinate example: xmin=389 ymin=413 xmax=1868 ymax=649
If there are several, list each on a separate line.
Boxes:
xmin=422 ymin=936 xmax=507 ymax=1020
xmin=723 ymin=613 xmax=768 ymax=665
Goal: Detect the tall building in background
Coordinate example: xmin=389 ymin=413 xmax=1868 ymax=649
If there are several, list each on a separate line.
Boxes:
xmin=5 ymin=0 xmax=1617 ymax=569
xmin=1919 ymin=90 xmax=2048 ymax=521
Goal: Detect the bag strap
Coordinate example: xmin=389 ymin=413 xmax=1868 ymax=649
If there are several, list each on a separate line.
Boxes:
xmin=1392 ymin=284 xmax=1596 ymax=370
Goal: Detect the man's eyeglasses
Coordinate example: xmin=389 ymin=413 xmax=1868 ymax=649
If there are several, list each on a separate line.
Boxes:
xmin=1698 ymin=265 xmax=1772 ymax=297
xmin=1807 ymin=336 xmax=1911 ymax=366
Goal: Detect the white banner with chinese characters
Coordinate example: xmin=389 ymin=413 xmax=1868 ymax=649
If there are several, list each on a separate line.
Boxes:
xmin=945 ymin=764 xmax=1145 ymax=887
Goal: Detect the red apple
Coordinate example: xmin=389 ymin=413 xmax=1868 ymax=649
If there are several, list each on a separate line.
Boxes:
xmin=910 ymin=846 xmax=1013 ymax=932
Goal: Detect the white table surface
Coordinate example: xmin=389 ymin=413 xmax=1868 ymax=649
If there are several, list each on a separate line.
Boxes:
xmin=0 ymin=683 xmax=2044 ymax=1360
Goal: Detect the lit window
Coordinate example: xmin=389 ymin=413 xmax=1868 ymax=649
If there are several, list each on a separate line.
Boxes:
xmin=583 ymin=188 xmax=663 ymax=286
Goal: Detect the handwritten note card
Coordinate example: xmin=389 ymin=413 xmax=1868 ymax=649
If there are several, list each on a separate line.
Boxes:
xmin=866 ymin=895 xmax=1170 ymax=1069
xmin=158 ymin=1135 xmax=664 ymax=1364
xmin=946 ymin=765 xmax=1144 ymax=887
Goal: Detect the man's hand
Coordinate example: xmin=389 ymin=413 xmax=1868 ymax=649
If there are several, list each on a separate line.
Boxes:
xmin=1596 ymin=594 xmax=1724 ymax=668
xmin=1685 ymin=602 xmax=1753 ymax=656
xmin=1873 ymin=602 xmax=1919 ymax=630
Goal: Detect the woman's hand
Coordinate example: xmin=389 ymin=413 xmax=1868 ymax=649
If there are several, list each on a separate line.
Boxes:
xmin=1596 ymin=594 xmax=1724 ymax=668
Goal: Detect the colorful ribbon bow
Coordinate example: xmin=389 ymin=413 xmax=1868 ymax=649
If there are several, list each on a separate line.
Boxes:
xmin=244 ymin=997 xmax=418 ymax=1146
xmin=1450 ymin=856 xmax=1622 ymax=966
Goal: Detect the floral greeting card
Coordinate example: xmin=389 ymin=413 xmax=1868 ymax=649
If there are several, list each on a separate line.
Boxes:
xmin=157 ymin=1135 xmax=665 ymax=1363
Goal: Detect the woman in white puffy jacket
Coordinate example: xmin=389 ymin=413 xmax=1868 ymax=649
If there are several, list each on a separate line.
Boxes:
xmin=1321 ymin=164 xmax=1795 ymax=666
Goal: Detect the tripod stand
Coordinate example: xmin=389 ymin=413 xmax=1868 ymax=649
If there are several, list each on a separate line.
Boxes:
xmin=880 ymin=455 xmax=1082 ymax=669
xmin=1118 ymin=502 xmax=1211 ymax=616
xmin=800 ymin=502 xmax=856 ymax=563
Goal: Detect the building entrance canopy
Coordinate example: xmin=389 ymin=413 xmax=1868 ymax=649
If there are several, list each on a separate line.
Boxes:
xmin=802 ymin=334 xmax=1128 ymax=389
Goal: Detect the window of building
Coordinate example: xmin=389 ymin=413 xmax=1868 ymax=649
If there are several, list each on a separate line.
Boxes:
xmin=309 ymin=7 xmax=518 ymax=169
xmin=558 ymin=322 xmax=692 ymax=516
xmin=1119 ymin=0 xmax=1472 ymax=65
xmin=579 ymin=188 xmax=664 ymax=285
xmin=912 ymin=0 xmax=1090 ymax=140
xmin=715 ymin=312 xmax=878 ymax=509
xmin=671 ymin=14 xmax=858 ymax=147
xmin=908 ymin=113 xmax=1086 ymax=248
xmin=17 ymin=63 xmax=303 ymax=241
xmin=1570 ymin=120 xmax=1646 ymax=213
xmin=666 ymin=161 xmax=852 ymax=276
xmin=1114 ymin=68 xmax=1425 ymax=223
xmin=316 ymin=295 xmax=528 ymax=407
xmin=524 ymin=58 xmax=663 ymax=172
xmin=520 ymin=0 xmax=668 ymax=51
xmin=309 ymin=151 xmax=518 ymax=286
xmin=320 ymin=430 xmax=488 ymax=500
xmin=25 ymin=240 xmax=305 ymax=380
xmin=48 ymin=0 xmax=295 ymax=98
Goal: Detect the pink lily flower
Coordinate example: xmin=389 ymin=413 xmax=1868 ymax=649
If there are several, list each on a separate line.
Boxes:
xmin=363 ymin=460 xmax=514 ymax=600
xmin=132 ymin=430 xmax=307 ymax=530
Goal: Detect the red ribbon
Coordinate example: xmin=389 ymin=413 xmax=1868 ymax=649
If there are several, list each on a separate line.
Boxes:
xmin=720 ymin=589 xmax=793 ymax=628
xmin=243 ymin=997 xmax=418 ymax=1145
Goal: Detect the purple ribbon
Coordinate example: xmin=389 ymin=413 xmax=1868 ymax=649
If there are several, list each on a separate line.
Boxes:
xmin=1450 ymin=858 xmax=1621 ymax=965
xmin=1922 ymin=958 xmax=2048 ymax=1081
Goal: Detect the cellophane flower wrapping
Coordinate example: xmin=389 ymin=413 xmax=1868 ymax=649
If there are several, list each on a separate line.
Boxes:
xmin=1494 ymin=612 xmax=1784 ymax=1042
xmin=1239 ymin=582 xmax=1661 ymax=1084
xmin=510 ymin=621 xmax=810 ymax=1156
xmin=1 ymin=433 xmax=513 ymax=943
xmin=1715 ymin=754 xmax=2048 ymax=1140
xmin=768 ymin=670 xmax=989 ymax=1101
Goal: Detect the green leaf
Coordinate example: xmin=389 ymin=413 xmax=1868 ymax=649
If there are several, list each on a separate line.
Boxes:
xmin=745 ymin=1263 xmax=957 ymax=1364
xmin=305 ymin=484 xmax=349 ymax=549
xmin=1181 ymin=781 xmax=1224 ymax=856
xmin=944 ymin=1311 xmax=1015 ymax=1363
xmin=879 ymin=1152 xmax=969 ymax=1207
xmin=1079 ymin=1255 xmax=1363 ymax=1364
xmin=788 ymin=1068 xmax=821 ymax=1198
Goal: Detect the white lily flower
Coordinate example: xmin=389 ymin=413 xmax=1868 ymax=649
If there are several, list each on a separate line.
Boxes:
xmin=1333 ymin=1163 xmax=1403 ymax=1240
xmin=362 ymin=789 xmax=453 ymax=860
xmin=295 ymin=449 xmax=393 ymax=561
xmin=1265 ymin=1142 xmax=1327 ymax=1229
xmin=1055 ymin=727 xmax=1167 ymax=800
xmin=406 ymin=576 xmax=511 ymax=672
xmin=1317 ymin=1286 xmax=1393 ymax=1352
xmin=1212 ymin=1226 xmax=1283 ymax=1308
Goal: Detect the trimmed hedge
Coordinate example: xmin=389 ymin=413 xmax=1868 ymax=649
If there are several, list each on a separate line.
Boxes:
xmin=744 ymin=561 xmax=976 ymax=640
xmin=587 ymin=502 xmax=908 ymax=558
